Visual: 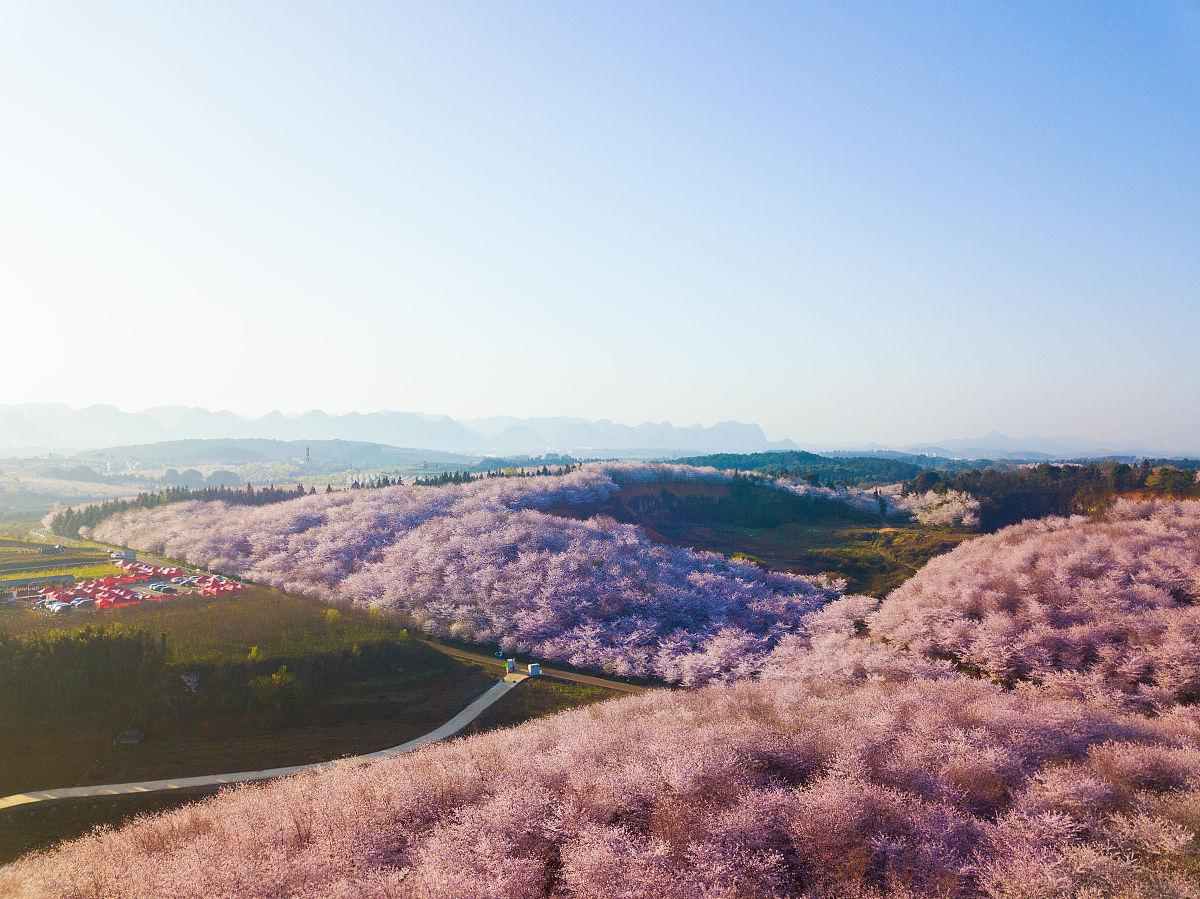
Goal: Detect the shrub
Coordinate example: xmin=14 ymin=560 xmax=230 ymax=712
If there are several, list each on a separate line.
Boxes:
xmin=249 ymin=665 xmax=302 ymax=714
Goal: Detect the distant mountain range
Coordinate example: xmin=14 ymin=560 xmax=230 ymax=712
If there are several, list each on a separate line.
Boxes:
xmin=0 ymin=404 xmax=784 ymax=457
xmin=0 ymin=405 xmax=1187 ymax=461
xmin=76 ymin=439 xmax=474 ymax=468
xmin=897 ymin=431 xmax=1148 ymax=461
xmin=776 ymin=431 xmax=1186 ymax=462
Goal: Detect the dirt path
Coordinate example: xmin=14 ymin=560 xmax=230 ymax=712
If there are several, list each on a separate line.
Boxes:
xmin=0 ymin=674 xmax=527 ymax=811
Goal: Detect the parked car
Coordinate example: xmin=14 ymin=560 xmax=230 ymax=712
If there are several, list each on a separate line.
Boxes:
xmin=153 ymin=584 xmax=178 ymax=594
xmin=70 ymin=598 xmax=95 ymax=608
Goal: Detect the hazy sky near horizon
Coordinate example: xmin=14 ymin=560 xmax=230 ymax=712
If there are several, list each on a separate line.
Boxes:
xmin=2 ymin=2 xmax=1198 ymax=447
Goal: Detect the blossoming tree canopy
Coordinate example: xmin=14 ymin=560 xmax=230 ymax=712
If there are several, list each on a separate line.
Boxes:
xmin=779 ymin=480 xmax=981 ymax=526
xmin=872 ymin=499 xmax=1200 ymax=709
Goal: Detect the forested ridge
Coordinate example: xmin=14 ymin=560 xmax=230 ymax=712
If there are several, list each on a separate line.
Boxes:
xmin=677 ymin=450 xmax=929 ymax=486
xmin=910 ymin=459 xmax=1200 ymax=529
xmin=683 ymin=450 xmax=1200 ymax=531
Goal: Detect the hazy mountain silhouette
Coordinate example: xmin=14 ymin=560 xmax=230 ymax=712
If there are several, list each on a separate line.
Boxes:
xmin=901 ymin=431 xmax=1139 ymax=460
xmin=0 ymin=404 xmax=771 ymax=456
xmin=0 ymin=406 xmax=1181 ymax=459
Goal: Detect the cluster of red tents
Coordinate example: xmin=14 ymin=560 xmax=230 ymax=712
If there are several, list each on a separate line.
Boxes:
xmin=115 ymin=561 xmax=247 ymax=597
xmin=116 ymin=560 xmax=185 ymax=578
xmin=193 ymin=575 xmax=246 ymax=597
xmin=40 ymin=573 xmax=150 ymax=609
xmin=34 ymin=562 xmax=247 ymax=609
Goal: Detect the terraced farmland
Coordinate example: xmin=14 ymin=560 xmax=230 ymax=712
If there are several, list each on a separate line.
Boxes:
xmin=0 ymin=539 xmax=110 ymax=582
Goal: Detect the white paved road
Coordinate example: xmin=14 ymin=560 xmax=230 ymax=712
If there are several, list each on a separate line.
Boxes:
xmin=0 ymin=674 xmax=527 ymax=811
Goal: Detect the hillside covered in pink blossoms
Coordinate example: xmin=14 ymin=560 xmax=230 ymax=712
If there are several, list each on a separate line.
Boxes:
xmin=16 ymin=474 xmax=1199 ymax=896
xmin=91 ymin=464 xmax=843 ymax=683
xmin=5 ymin=594 xmax=1200 ymax=898
xmin=873 ymin=500 xmax=1200 ymax=711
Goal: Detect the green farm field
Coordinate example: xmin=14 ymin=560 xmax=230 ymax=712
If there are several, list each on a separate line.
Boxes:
xmin=0 ymin=589 xmax=484 ymax=793
xmin=0 ymin=586 xmax=616 ymax=861
xmin=0 ymin=537 xmax=111 ymax=578
xmin=3 ymin=586 xmax=402 ymax=657
xmin=0 ymin=537 xmax=112 ymax=583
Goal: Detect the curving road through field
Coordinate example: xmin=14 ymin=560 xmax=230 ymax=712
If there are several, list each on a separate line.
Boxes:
xmin=9 ymin=531 xmax=653 ymax=814
xmin=0 ymin=673 xmax=527 ymax=811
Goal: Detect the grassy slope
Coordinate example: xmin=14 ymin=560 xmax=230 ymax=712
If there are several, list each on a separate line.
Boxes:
xmin=0 ymin=563 xmax=117 ymax=584
xmin=680 ymin=521 xmax=973 ymax=597
xmin=460 ymin=676 xmax=619 ymax=736
xmin=0 ymin=590 xmax=499 ymax=794
xmin=0 ymin=591 xmax=621 ymax=862
xmin=0 ymin=516 xmax=45 ymax=540
xmin=0 ymin=539 xmax=111 ymax=582
xmin=557 ymin=479 xmax=973 ymax=597
xmin=0 ymin=663 xmax=496 ymax=796
xmin=1 ymin=587 xmax=397 ymax=658
xmin=0 ymin=675 xmax=620 ymax=866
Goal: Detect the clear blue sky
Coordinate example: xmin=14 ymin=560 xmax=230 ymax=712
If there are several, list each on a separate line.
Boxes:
xmin=3 ymin=2 xmax=1197 ymax=448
